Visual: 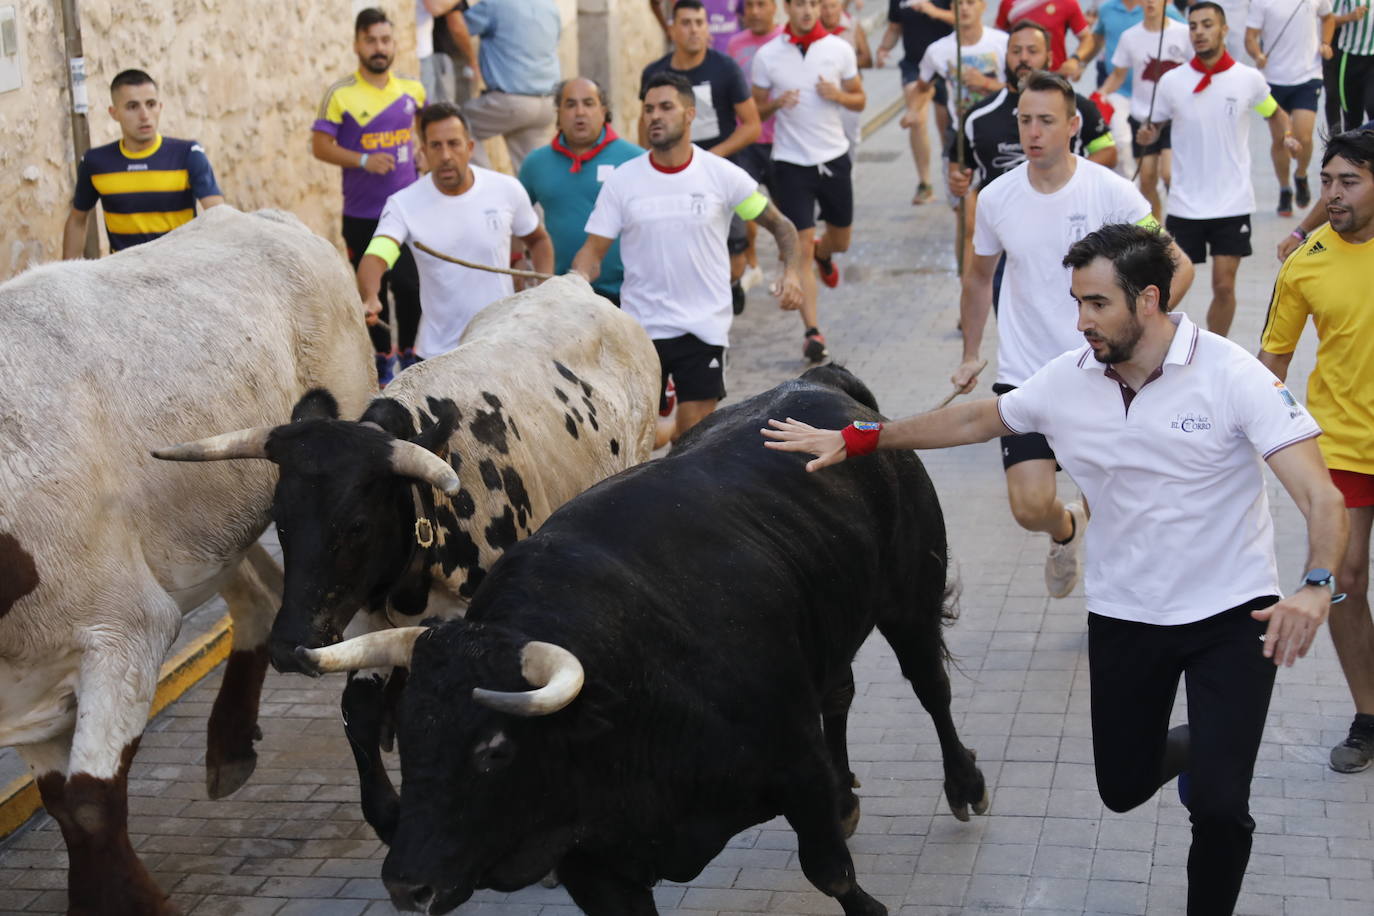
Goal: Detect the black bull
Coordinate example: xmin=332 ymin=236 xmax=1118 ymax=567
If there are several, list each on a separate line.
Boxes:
xmin=341 ymin=366 xmax=989 ymax=914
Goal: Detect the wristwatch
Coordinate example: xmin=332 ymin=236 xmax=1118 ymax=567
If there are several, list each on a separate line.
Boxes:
xmin=1302 ymin=568 xmax=1347 ymax=603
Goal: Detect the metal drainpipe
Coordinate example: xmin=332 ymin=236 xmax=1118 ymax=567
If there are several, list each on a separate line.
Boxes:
xmin=58 ymin=0 xmax=98 ymax=258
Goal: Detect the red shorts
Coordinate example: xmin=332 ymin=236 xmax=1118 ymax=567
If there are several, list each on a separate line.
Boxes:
xmin=1331 ymin=469 xmax=1374 ymax=508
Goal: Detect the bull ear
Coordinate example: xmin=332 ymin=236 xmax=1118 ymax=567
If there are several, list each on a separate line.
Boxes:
xmin=472 ymin=641 xmax=584 ymax=717
xmin=292 ymin=388 xmax=340 ymax=422
xmin=412 ymin=396 xmax=460 ymax=455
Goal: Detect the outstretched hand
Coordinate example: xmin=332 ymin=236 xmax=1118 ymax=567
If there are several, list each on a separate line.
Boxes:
xmin=1251 ymin=588 xmax=1330 ymax=667
xmin=761 ymin=418 xmax=847 ymax=472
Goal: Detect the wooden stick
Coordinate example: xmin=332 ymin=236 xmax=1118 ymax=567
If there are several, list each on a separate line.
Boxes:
xmin=933 ymin=359 xmax=988 ymax=410
xmin=412 ymin=240 xmax=556 ymax=281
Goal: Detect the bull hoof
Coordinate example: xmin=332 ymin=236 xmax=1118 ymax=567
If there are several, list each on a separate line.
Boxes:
xmin=206 ymin=753 xmax=258 ymax=799
xmin=539 ymin=870 xmax=561 ymax=888
xmin=972 ymin=787 xmax=991 ymax=816
xmin=840 ymin=794 xmax=861 ymax=838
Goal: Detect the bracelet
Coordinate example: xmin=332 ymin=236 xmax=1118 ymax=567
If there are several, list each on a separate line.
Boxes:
xmin=1290 ymin=227 xmax=1308 ymax=242
xmin=359 ymin=153 xmax=370 ymax=169
xmin=840 ymin=420 xmax=883 ymax=457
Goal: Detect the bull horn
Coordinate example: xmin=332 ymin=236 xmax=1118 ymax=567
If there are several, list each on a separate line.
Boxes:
xmin=293 ymin=627 xmax=426 ymax=675
xmin=390 ymin=440 xmax=461 ymax=495
xmin=473 ymin=641 xmax=584 ymax=717
xmin=152 ymin=427 xmax=274 ymax=462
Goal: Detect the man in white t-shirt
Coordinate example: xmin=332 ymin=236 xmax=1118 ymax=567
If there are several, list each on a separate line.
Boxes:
xmin=1138 ymin=1 xmax=1299 ymax=337
xmin=574 ymin=72 xmax=804 ymax=447
xmin=765 ymin=221 xmax=1347 ymax=916
xmin=953 ymin=71 xmax=1192 ymax=599
xmin=1099 ymin=0 xmax=1192 ymax=217
xmin=752 ymin=0 xmax=866 ymax=363
xmin=914 ymin=0 xmax=1010 ymax=124
xmin=1245 ymin=0 xmax=1337 ymax=214
xmin=359 ymin=103 xmax=554 ymax=363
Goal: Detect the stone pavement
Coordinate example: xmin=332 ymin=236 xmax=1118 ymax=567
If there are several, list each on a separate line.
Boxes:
xmin=3 ymin=70 xmax=1368 ymax=916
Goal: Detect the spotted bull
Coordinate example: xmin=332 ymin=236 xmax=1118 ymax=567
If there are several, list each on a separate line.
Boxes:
xmin=155 ymin=273 xmax=660 ymax=842
xmin=0 ymin=207 xmax=375 ymax=914
xmin=299 ymin=365 xmax=989 ymax=916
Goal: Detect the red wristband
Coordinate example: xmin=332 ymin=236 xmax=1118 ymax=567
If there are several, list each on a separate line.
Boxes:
xmin=840 ymin=420 xmax=883 ymax=457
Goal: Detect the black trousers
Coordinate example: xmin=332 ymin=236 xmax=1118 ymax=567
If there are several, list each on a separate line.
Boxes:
xmin=341 ymin=215 xmax=422 ymax=354
xmin=1325 ymin=51 xmax=1374 ymax=133
xmin=1089 ymin=597 xmax=1279 ymax=916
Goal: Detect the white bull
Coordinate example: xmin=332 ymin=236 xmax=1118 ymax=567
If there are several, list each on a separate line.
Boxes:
xmin=0 ymin=207 xmax=375 ymax=914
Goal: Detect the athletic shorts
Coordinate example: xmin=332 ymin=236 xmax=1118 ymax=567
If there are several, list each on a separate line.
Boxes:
xmin=727 ymin=213 xmax=749 ymax=256
xmin=654 ymin=333 xmax=726 ymax=409
xmin=1331 ymin=469 xmax=1374 ymax=508
xmin=735 ymin=142 xmax=774 ymax=189
xmin=992 ymin=383 xmax=1059 ymax=469
xmin=1269 ymin=79 xmax=1324 ymax=113
xmin=1166 ymin=214 xmax=1252 ymax=263
xmin=899 ymin=58 xmax=949 ymax=107
xmin=1128 ymin=115 xmax=1171 ymax=158
xmin=771 ymin=153 xmax=854 ymax=232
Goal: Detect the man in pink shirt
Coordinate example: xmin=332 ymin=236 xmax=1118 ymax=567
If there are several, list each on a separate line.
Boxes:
xmin=727 ymin=0 xmax=785 ymax=291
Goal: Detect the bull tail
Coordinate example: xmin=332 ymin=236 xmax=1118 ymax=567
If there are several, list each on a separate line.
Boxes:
xmin=934 ymin=549 xmax=965 ymax=671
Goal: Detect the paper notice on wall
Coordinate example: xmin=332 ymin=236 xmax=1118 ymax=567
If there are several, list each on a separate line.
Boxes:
xmin=69 ymin=56 xmax=88 ymax=113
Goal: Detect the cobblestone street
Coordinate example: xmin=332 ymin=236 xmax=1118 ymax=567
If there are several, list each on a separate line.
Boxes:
xmin=1 ymin=65 xmax=1364 ymax=916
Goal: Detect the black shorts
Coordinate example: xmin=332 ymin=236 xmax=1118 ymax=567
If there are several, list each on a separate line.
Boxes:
xmin=1165 ymin=214 xmax=1252 ymax=263
xmin=1269 ymin=78 xmax=1323 ymax=113
xmin=654 ymin=334 xmax=726 ymax=409
xmin=1128 ymin=116 xmax=1172 ymax=158
xmin=992 ymin=383 xmax=1058 ymax=470
xmin=734 ymin=142 xmax=774 ymax=189
xmin=727 ymin=213 xmax=749 ymax=256
xmin=771 ymin=154 xmax=854 ymax=232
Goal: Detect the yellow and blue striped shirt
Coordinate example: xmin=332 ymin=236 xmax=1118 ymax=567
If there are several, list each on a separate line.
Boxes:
xmin=73 ymin=134 xmax=222 ymax=252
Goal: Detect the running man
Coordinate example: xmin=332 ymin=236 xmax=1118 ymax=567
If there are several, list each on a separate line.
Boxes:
xmin=574 ymin=72 xmax=804 ymax=446
xmin=1260 ymin=128 xmax=1374 ymax=774
xmin=358 ymin=103 xmax=553 ymax=361
xmin=752 ymin=0 xmax=866 ymax=362
xmin=954 ymin=71 xmax=1193 ymax=598
xmin=519 ymin=78 xmax=644 ymax=305
xmin=765 ymin=221 xmax=1347 ymax=916
xmin=62 ymin=69 xmax=224 ymax=258
xmin=994 ymin=0 xmax=1097 ymax=72
xmin=1136 ymin=1 xmax=1300 ymax=337
xmin=1099 ymin=0 xmax=1192 ymax=218
xmin=312 ymin=6 xmax=425 ymax=384
xmin=1327 ymin=0 xmax=1374 ymax=131
xmin=877 ymin=0 xmax=954 ymax=205
xmin=1246 ymin=0 xmax=1336 ymax=215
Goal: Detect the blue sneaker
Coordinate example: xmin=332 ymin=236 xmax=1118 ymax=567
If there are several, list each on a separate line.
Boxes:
xmin=375 ymin=351 xmax=398 ymax=388
xmin=399 ymin=348 xmax=422 ymax=370
xmin=1177 ymin=770 xmax=1191 ymax=807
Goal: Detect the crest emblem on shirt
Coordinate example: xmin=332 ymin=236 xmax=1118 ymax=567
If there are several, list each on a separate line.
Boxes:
xmin=1274 ymin=381 xmax=1299 ymax=412
xmin=1170 ymin=412 xmax=1213 ymax=433
xmin=690 ymin=193 xmax=706 ymax=216
xmin=485 ymin=209 xmax=503 ymax=232
xmin=1225 ymin=96 xmax=1238 ymax=118
xmin=1067 ymin=213 xmax=1089 ymax=243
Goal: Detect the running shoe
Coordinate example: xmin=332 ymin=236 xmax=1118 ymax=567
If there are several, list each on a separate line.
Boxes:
xmin=1330 ymin=714 xmax=1374 ymax=773
xmin=399 ymin=348 xmax=422 ymax=370
xmin=1045 ymin=501 xmax=1088 ymax=598
xmin=1177 ymin=770 xmax=1191 ymax=807
xmin=659 ymin=378 xmax=677 ymax=418
xmin=732 ymin=281 xmax=746 ymax=315
xmin=1295 ymin=176 xmax=1311 ymax=209
xmin=913 ymin=182 xmax=934 ymax=205
xmin=375 ymin=351 xmax=398 ymax=388
xmin=815 ymin=253 xmax=840 ymax=289
xmin=803 ymin=329 xmax=829 ymax=363
xmin=1277 ymin=188 xmax=1294 ymax=218
xmin=740 ymin=264 xmax=765 ymax=292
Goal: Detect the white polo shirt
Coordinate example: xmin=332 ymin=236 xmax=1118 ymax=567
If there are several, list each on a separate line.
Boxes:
xmin=584 ymin=149 xmax=758 ymax=347
xmin=997 ymin=312 xmax=1322 ymax=626
xmin=1151 ymin=61 xmax=1273 ymax=220
xmin=1246 ymin=0 xmax=1333 ymax=86
xmin=751 ymin=33 xmax=858 ymax=166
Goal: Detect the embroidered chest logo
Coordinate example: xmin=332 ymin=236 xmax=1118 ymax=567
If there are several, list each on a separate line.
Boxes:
xmin=1170 ymin=412 xmax=1212 ymax=433
xmin=690 ymin=192 xmax=706 ymax=216
xmin=484 ymin=208 xmax=503 ymax=232
xmin=1306 ymin=241 xmax=1326 ymax=255
xmin=1224 ymin=96 xmax=1239 ymax=118
xmin=1067 ymin=213 xmax=1089 ymax=243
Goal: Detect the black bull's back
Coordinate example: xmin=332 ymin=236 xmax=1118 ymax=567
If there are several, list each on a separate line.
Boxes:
xmin=387 ymin=367 xmax=988 ymax=915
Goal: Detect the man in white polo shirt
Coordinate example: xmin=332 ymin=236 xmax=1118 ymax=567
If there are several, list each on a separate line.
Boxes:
xmin=1136 ymin=1 xmax=1300 ymax=338
xmin=953 ymin=70 xmax=1193 ymax=600
xmin=359 ymin=102 xmax=553 ymax=363
xmin=751 ymin=0 xmax=866 ymax=362
xmin=574 ymin=72 xmax=804 ymax=447
xmin=764 ymin=222 xmax=1348 ymax=915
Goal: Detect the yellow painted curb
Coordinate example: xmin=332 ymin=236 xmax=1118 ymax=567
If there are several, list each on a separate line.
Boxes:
xmin=862 ymin=94 xmax=907 ymax=141
xmin=0 ymin=614 xmax=233 ymax=841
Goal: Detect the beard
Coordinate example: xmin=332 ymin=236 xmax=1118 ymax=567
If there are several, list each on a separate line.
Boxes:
xmin=1086 ymin=314 xmax=1144 ymax=364
xmin=362 ymin=53 xmax=392 ymax=74
xmin=1006 ymin=64 xmax=1034 ymax=89
xmin=648 ymin=121 xmax=686 ymax=152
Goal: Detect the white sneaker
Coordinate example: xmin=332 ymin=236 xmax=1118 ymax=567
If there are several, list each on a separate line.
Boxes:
xmin=1045 ymin=501 xmax=1088 ymax=599
xmin=740 ymin=265 xmax=764 ymax=291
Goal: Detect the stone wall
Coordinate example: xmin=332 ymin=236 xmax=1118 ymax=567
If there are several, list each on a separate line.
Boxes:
xmin=0 ymin=0 xmax=659 ymax=282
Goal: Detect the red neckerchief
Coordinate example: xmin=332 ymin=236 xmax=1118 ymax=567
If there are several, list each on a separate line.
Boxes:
xmin=550 ymin=125 xmax=619 ymax=173
xmin=785 ymin=21 xmax=830 ymax=51
xmin=1190 ymin=50 xmax=1235 ymax=93
xmin=649 ymin=148 xmax=693 ymax=174
xmin=826 ymin=21 xmax=846 ymax=36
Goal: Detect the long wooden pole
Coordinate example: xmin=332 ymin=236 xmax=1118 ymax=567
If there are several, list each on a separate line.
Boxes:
xmin=953 ymin=0 xmax=967 ymax=278
xmin=58 ymin=0 xmax=98 ymax=258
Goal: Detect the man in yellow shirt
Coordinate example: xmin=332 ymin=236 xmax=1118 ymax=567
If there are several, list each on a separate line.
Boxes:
xmin=1260 ymin=127 xmax=1374 ymax=773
